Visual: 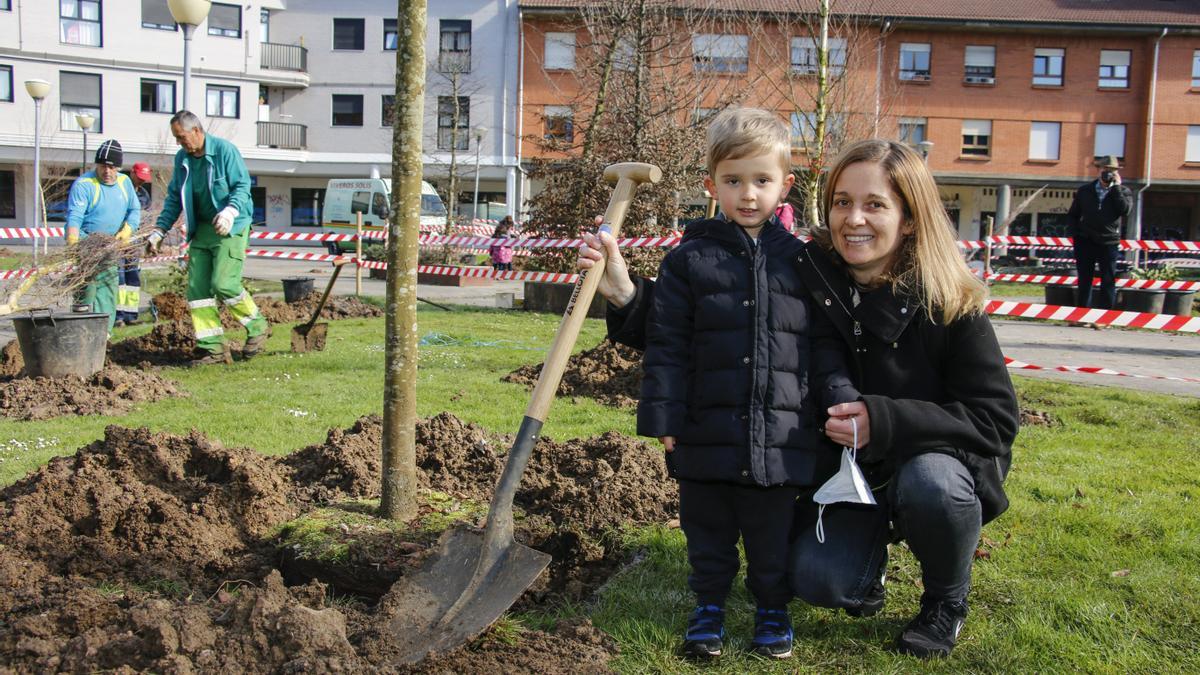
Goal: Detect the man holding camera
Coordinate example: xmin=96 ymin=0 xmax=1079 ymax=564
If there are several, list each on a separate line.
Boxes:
xmin=1067 ymin=156 xmax=1133 ymax=310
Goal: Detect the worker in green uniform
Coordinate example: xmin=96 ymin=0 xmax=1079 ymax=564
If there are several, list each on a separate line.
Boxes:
xmin=65 ymin=139 xmax=140 ymax=334
xmin=146 ymin=110 xmax=269 ymax=366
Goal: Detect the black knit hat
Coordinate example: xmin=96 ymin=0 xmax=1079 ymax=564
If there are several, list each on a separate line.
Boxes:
xmin=95 ymin=139 xmax=123 ymax=167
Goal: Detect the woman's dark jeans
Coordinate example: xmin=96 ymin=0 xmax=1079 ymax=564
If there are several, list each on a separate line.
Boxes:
xmin=790 ymin=452 xmax=982 ymax=609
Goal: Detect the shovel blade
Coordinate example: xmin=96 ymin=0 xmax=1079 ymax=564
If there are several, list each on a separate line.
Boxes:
xmin=388 ymin=527 xmax=550 ymax=664
xmin=290 ymin=322 xmax=328 ymax=352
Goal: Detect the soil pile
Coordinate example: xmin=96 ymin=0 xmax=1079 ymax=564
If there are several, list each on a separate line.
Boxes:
xmin=108 ymin=321 xmax=199 ymax=367
xmin=0 ymin=413 xmax=675 ymax=672
xmin=0 ymin=340 xmax=23 ymax=377
xmin=0 ymin=358 xmax=183 ymax=420
xmin=151 ymin=292 xmax=189 ymax=322
xmin=504 ymin=340 xmax=644 ymax=408
xmin=255 ymin=291 xmax=383 ymax=323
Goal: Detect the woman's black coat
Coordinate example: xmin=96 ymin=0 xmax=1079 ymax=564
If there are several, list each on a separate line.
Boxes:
xmin=609 ymin=244 xmax=1019 ymax=524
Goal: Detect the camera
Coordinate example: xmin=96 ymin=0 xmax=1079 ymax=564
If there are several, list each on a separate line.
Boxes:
xmin=1101 ymin=170 xmax=1115 ymax=184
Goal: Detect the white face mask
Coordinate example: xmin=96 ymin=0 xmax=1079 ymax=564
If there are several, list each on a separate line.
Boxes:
xmin=813 ymin=418 xmax=877 ymax=543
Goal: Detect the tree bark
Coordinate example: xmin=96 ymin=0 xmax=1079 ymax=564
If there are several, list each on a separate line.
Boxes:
xmin=380 ymin=0 xmax=425 ymax=521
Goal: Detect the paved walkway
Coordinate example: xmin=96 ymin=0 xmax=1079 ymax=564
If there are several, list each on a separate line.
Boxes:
xmin=3 ymin=245 xmax=1198 ymax=398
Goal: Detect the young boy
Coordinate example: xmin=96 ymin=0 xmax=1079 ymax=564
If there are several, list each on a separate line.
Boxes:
xmin=638 ymin=108 xmax=861 ymax=659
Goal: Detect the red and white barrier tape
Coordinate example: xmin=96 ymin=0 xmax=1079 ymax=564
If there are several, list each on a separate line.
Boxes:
xmin=986 ymin=300 xmax=1200 ymax=333
xmin=1005 ymin=357 xmax=1200 ymax=384
xmin=986 ymin=273 xmax=1200 ymax=292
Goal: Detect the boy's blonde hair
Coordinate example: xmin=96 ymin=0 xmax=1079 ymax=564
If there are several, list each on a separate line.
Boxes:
xmin=811 ymin=139 xmax=987 ymax=324
xmin=706 ymin=108 xmax=793 ymax=177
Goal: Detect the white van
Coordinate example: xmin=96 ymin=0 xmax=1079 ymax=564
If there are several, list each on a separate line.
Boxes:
xmin=322 ymin=178 xmax=447 ymax=252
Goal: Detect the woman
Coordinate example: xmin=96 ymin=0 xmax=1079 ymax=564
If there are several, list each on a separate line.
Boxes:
xmin=578 ymin=139 xmax=1019 ymax=659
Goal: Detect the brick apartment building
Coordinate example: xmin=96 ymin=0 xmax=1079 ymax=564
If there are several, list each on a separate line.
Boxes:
xmin=519 ymin=0 xmax=1200 ymax=242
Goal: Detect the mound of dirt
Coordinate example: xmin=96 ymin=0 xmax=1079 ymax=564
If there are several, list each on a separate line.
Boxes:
xmin=0 ymin=340 xmax=24 ymax=378
xmin=1020 ymin=406 xmax=1058 ymax=427
xmin=0 ymin=365 xmax=184 ymax=420
xmin=504 ymin=340 xmax=644 ymax=408
xmin=108 ymin=321 xmax=198 ymax=367
xmin=0 ymin=413 xmax=670 ymax=672
xmin=255 ymin=291 xmax=383 ymax=324
xmin=151 ymin=292 xmax=189 ymax=323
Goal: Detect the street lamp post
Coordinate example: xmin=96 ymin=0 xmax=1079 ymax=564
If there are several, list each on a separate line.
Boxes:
xmin=75 ymin=112 xmax=95 ymax=172
xmin=918 ymin=140 xmax=934 ymax=164
xmin=168 ymin=0 xmax=213 ymax=112
xmin=471 ymin=125 xmax=487 ymax=223
xmin=25 ymin=79 xmax=51 ymax=266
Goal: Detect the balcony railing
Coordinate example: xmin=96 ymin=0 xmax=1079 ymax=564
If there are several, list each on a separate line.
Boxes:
xmin=257 ymin=121 xmax=306 ymax=150
xmin=261 ymin=42 xmax=308 ymax=72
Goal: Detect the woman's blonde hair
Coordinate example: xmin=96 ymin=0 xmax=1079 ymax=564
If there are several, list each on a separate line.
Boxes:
xmin=810 ymin=139 xmax=986 ymax=324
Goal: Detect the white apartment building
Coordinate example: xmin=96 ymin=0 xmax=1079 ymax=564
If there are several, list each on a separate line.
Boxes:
xmin=0 ymin=0 xmax=521 ymax=235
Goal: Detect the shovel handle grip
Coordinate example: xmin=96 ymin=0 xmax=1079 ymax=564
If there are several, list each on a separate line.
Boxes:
xmin=523 ymin=162 xmax=661 ymax=422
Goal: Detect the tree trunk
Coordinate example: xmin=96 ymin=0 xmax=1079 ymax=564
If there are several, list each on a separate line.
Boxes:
xmin=380 ymin=0 xmax=425 ymax=521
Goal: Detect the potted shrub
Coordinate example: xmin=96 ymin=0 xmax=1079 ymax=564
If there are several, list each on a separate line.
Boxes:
xmin=1116 ymin=263 xmax=1176 ymax=313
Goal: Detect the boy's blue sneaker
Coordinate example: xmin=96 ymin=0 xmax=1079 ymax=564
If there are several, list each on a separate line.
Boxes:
xmin=750 ymin=607 xmax=794 ymax=659
xmin=681 ymin=604 xmax=725 ymax=659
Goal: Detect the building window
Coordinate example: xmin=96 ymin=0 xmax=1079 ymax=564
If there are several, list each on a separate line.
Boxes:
xmin=1033 ymin=48 xmax=1064 ymax=86
xmin=964 ymin=45 xmax=995 ymax=83
xmin=1099 ymin=50 xmax=1130 ymax=88
xmin=544 ymin=32 xmax=576 ymax=70
xmin=899 ymin=117 xmax=927 ymax=146
xmin=383 ymin=18 xmax=397 ymax=50
xmin=0 ymin=170 xmax=15 ymax=219
xmin=1186 ymin=126 xmax=1200 ymax=163
xmin=140 ymin=78 xmax=175 ymax=113
xmin=60 ymin=0 xmax=102 ymax=47
xmin=331 ymin=94 xmax=363 ymax=126
xmin=141 ymin=0 xmax=175 ymax=30
xmin=899 ymin=43 xmax=931 ymax=81
xmin=0 ymin=0 xmax=10 ymax=10
xmin=1094 ymin=123 xmax=1125 ymax=161
xmin=961 ymin=119 xmax=991 ymax=156
xmin=0 ymin=65 xmax=11 ymax=102
xmin=437 ymin=96 xmax=470 ymax=150
xmin=333 ymin=18 xmax=364 ymax=50
xmin=693 ymin=34 xmax=749 ymax=73
xmin=381 ymin=94 xmax=395 ymax=127
xmin=543 ymin=105 xmax=573 ymax=141
xmin=1029 ymin=121 xmax=1061 ymax=161
xmin=60 ymin=71 xmax=101 ymax=132
xmin=613 ymin=37 xmax=636 ymax=71
xmin=791 ymin=111 xmax=844 ymax=149
xmin=291 ymin=187 xmax=325 ymax=227
xmin=438 ymin=20 xmax=471 ymax=72
xmin=790 ymin=36 xmax=846 ymax=76
xmin=1192 ymin=50 xmax=1200 ymax=88
xmin=208 ymin=2 xmax=241 ymax=38
xmin=206 ymin=84 xmax=239 ymax=118
xmin=692 ymin=107 xmax=719 ymax=125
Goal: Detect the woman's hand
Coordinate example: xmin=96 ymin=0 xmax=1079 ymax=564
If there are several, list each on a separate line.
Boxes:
xmin=659 ymin=436 xmax=675 ymax=452
xmin=578 ymin=216 xmax=636 ymax=307
xmin=825 ymin=401 xmax=871 ymax=449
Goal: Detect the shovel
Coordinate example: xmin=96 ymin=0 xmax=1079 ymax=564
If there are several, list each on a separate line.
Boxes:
xmin=290 ymin=258 xmax=349 ymax=352
xmin=388 ymin=162 xmax=662 ymax=664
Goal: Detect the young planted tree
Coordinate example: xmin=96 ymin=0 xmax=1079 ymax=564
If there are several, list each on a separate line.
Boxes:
xmin=380 ymin=0 xmax=427 ymax=522
xmin=522 ymin=0 xmax=752 ymax=276
xmin=752 ymin=1 xmax=896 ymax=227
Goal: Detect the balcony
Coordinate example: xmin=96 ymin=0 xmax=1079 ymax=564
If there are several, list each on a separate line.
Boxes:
xmin=261 ymin=42 xmax=308 ymax=73
xmin=257 ymin=121 xmax=306 ymax=150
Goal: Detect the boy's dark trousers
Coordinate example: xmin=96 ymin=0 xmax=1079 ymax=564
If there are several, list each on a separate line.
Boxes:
xmin=679 ymin=479 xmax=798 ymax=608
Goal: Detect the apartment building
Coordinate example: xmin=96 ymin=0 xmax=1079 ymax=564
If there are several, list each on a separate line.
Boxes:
xmin=519 ymin=0 xmax=1200 ymax=241
xmin=0 ymin=0 xmax=521 ymax=234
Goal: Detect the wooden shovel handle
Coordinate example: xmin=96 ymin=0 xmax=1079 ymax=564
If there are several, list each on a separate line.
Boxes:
xmin=524 ymin=162 xmax=662 ymax=422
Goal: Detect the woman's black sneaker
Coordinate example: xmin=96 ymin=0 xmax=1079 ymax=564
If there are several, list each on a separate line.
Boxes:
xmin=895 ymin=597 xmax=968 ymax=658
xmin=681 ymin=604 xmax=725 ymax=659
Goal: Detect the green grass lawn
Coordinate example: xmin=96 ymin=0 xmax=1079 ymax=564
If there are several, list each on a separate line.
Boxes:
xmin=1 ymin=308 xmax=1197 ymax=672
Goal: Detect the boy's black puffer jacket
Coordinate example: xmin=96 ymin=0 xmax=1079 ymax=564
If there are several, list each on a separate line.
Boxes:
xmin=637 ymin=217 xmax=858 ymax=488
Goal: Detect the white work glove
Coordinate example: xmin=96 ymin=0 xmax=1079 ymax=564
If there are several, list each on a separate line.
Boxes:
xmin=213 ymin=206 xmax=238 ymax=236
xmin=146 ymin=230 xmax=164 ymax=255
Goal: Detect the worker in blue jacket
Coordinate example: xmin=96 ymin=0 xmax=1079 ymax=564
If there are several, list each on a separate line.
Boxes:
xmin=65 ymin=139 xmax=140 ymax=333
